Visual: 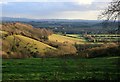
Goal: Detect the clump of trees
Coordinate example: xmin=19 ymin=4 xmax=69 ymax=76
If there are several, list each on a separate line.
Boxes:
xmin=86 ymin=46 xmax=120 ymax=58
xmin=74 ymin=43 xmax=120 ymax=58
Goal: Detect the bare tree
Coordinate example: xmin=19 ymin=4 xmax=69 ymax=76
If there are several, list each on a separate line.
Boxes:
xmin=98 ymin=0 xmax=120 ymax=21
xmin=98 ymin=0 xmax=120 ymax=35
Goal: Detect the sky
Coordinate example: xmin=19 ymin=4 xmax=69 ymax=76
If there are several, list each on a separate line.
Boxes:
xmin=0 ymin=0 xmax=113 ymax=20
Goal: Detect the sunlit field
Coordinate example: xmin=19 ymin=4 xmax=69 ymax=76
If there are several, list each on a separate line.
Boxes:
xmin=49 ymin=34 xmax=86 ymax=44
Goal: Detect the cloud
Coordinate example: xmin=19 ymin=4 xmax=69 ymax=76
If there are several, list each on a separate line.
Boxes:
xmin=75 ymin=0 xmax=93 ymax=4
xmin=0 ymin=2 xmax=8 ymax=5
xmin=2 ymin=1 xmax=109 ymax=20
xmin=1 ymin=0 xmax=112 ymax=3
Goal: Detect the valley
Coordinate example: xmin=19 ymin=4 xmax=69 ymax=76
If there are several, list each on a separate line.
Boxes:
xmin=1 ymin=0 xmax=120 ymax=80
xmin=1 ymin=22 xmax=120 ymax=80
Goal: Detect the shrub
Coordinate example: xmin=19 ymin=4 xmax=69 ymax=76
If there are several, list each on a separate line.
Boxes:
xmin=86 ymin=46 xmax=120 ymax=58
xmin=58 ymin=45 xmax=77 ymax=55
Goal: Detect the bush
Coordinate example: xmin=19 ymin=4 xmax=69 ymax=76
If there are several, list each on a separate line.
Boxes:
xmin=86 ymin=46 xmax=120 ymax=58
xmin=58 ymin=45 xmax=77 ymax=55
xmin=2 ymin=51 xmax=9 ymax=59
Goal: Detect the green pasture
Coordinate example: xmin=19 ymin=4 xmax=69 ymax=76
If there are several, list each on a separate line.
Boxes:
xmin=2 ymin=56 xmax=120 ymax=80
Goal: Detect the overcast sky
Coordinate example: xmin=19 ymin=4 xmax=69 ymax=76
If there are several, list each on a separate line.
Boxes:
xmin=0 ymin=0 xmax=112 ymax=20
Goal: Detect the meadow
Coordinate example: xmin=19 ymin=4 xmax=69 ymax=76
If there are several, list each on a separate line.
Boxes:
xmin=2 ymin=56 xmax=120 ymax=80
xmin=66 ymin=34 xmax=120 ymax=43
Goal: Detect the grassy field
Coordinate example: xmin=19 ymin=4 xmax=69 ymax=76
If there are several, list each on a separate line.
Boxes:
xmin=90 ymin=34 xmax=120 ymax=37
xmin=49 ymin=34 xmax=86 ymax=44
xmin=2 ymin=56 xmax=120 ymax=80
xmin=66 ymin=34 xmax=81 ymax=38
xmin=66 ymin=34 xmax=120 ymax=43
xmin=87 ymin=34 xmax=120 ymax=42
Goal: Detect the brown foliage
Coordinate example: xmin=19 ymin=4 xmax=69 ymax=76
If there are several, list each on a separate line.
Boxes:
xmin=2 ymin=22 xmax=53 ymax=41
xmin=1 ymin=51 xmax=9 ymax=59
xmin=85 ymin=45 xmax=120 ymax=58
xmin=44 ymin=44 xmax=77 ymax=57
xmin=58 ymin=45 xmax=77 ymax=55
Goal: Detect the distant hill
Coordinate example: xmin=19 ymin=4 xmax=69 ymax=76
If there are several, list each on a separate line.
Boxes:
xmin=1 ymin=17 xmax=102 ymax=22
xmin=1 ymin=17 xmax=37 ymax=22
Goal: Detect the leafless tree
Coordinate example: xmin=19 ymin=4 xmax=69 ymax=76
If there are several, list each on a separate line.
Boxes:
xmin=98 ymin=0 xmax=120 ymax=35
xmin=98 ymin=0 xmax=120 ymax=21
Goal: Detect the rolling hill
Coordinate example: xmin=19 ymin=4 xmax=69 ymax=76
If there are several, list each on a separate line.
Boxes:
xmin=5 ymin=35 xmax=56 ymax=52
xmin=1 ymin=22 xmax=55 ymax=58
xmin=1 ymin=22 xmax=77 ymax=58
xmin=3 ymin=34 xmax=57 ymax=57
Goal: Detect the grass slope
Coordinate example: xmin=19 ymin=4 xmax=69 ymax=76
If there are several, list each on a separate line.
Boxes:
xmin=49 ymin=34 xmax=86 ymax=44
xmin=5 ymin=35 xmax=56 ymax=53
xmin=0 ymin=30 xmax=8 ymax=35
xmin=66 ymin=34 xmax=82 ymax=38
xmin=2 ymin=56 xmax=120 ymax=80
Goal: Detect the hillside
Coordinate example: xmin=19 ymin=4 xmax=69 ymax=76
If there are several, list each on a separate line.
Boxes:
xmin=1 ymin=22 xmax=118 ymax=59
xmin=2 ymin=34 xmax=57 ymax=58
xmin=1 ymin=22 xmax=55 ymax=58
xmin=2 ymin=22 xmax=53 ymax=41
xmin=1 ymin=22 xmax=77 ymax=58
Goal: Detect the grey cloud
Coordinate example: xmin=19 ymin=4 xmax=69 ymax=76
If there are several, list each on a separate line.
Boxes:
xmin=2 ymin=2 xmax=108 ymax=19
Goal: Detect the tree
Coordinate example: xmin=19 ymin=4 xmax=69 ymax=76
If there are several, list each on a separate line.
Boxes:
xmin=98 ymin=0 xmax=120 ymax=21
xmin=98 ymin=0 xmax=120 ymax=35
